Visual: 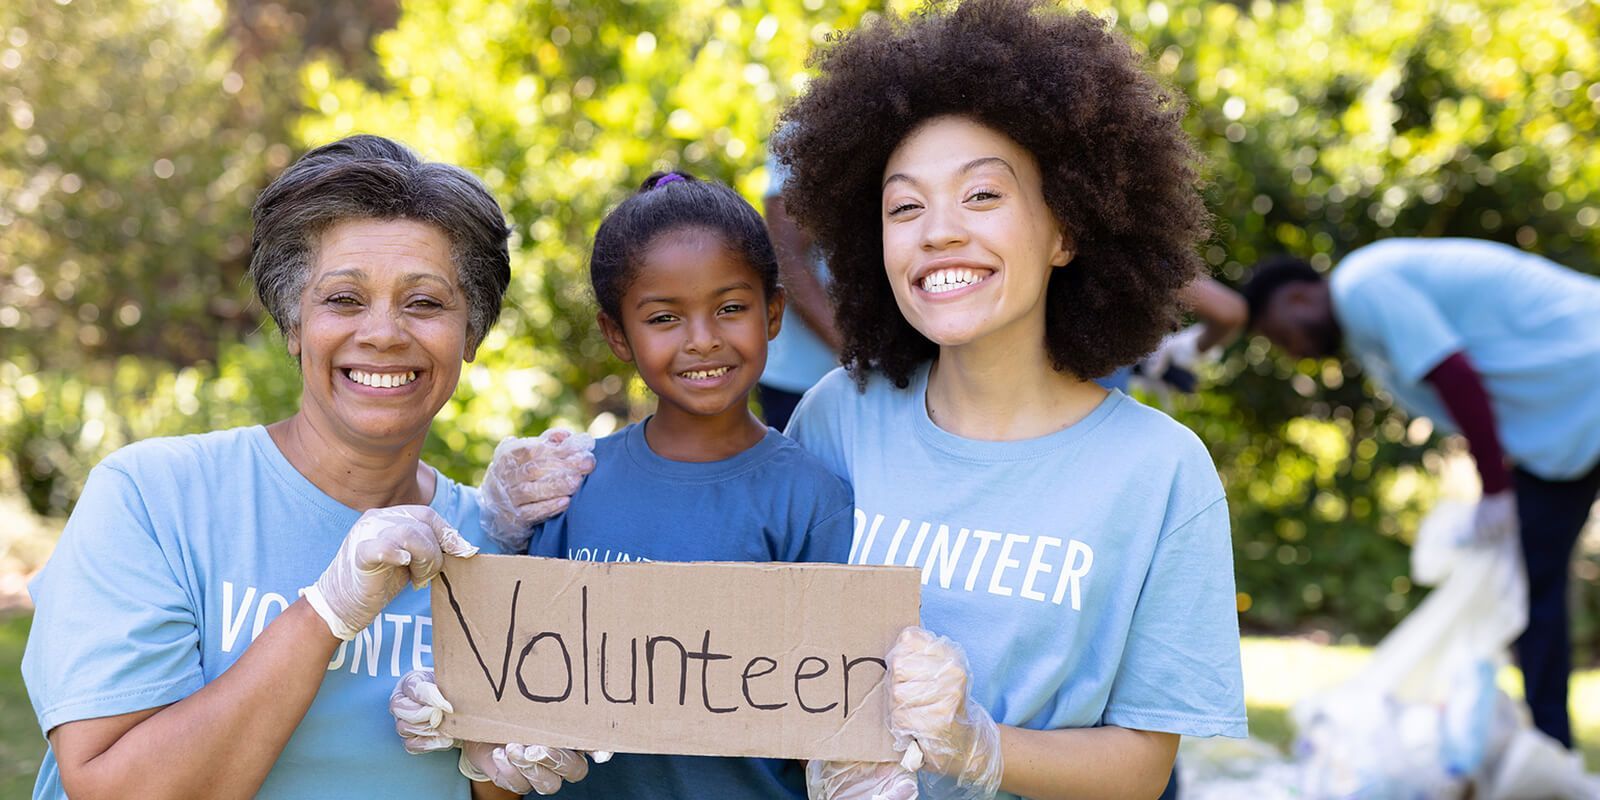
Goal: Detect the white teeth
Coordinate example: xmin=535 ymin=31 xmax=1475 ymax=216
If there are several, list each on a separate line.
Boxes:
xmin=681 ymin=367 xmax=731 ymax=380
xmin=348 ymin=369 xmax=418 ymax=388
xmin=919 ymin=268 xmax=986 ymax=294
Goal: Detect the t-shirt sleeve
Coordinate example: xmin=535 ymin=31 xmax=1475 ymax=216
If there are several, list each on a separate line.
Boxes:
xmin=783 ymin=369 xmax=852 ymax=482
xmin=786 ymin=483 xmax=855 ymax=565
xmin=1336 ymin=273 xmax=1463 ymax=383
xmin=22 ymin=463 xmax=205 ymax=733
xmin=1102 ymin=497 xmax=1247 ymax=738
xmin=524 ymin=518 xmax=557 ymax=556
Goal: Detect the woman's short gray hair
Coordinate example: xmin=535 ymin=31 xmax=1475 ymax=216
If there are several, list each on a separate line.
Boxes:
xmin=249 ymin=134 xmax=512 ymax=348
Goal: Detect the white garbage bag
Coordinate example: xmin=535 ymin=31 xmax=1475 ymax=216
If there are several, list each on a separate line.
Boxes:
xmin=1290 ymin=499 xmax=1598 ymax=799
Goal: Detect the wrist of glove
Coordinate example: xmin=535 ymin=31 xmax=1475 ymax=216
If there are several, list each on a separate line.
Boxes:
xmin=806 ymin=759 xmax=919 ymax=800
xmin=1469 ymin=489 xmax=1518 ymax=546
xmin=459 ymin=741 xmax=603 ymax=796
xmin=1133 ymin=325 xmax=1212 ymax=394
xmin=887 ymin=627 xmax=1003 ymax=799
xmin=481 ymin=429 xmax=597 ymax=554
xmin=1162 ymin=324 xmax=1211 ymax=370
xmin=305 ymin=506 xmax=478 ymax=641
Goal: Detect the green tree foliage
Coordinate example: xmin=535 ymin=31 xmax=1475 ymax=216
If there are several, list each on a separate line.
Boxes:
xmin=0 ymin=0 xmax=290 ymax=367
xmin=0 ymin=0 xmax=388 ymax=515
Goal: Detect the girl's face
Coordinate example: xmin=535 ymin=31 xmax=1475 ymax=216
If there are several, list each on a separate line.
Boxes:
xmin=598 ymin=226 xmax=783 ymax=421
xmin=880 ymin=115 xmax=1072 ymax=352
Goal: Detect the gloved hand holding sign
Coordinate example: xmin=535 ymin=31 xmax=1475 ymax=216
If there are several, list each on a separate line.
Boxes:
xmin=303 ymin=506 xmax=478 ymax=641
xmin=809 ymin=627 xmax=1003 ymax=800
xmin=887 ymin=627 xmax=1003 ymax=798
xmin=390 ymin=668 xmax=611 ymax=795
xmin=805 ymin=758 xmax=919 ymax=800
xmin=460 ymin=741 xmax=596 ymax=796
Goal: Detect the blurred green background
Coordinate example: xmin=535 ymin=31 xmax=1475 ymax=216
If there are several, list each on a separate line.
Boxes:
xmin=2 ymin=0 xmax=1598 ymax=767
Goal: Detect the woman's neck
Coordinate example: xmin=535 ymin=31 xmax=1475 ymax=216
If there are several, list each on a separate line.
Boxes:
xmin=267 ymin=412 xmax=434 ymax=511
xmin=926 ymin=333 xmax=1107 ymax=441
xmin=645 ymin=403 xmax=768 ymax=462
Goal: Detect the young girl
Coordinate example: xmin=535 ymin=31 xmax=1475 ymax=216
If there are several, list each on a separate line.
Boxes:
xmin=774 ymin=1 xmax=1247 ymax=798
xmin=392 ymin=172 xmax=855 ymax=799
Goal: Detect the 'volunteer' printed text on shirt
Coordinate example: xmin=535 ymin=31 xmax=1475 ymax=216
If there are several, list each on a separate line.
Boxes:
xmin=849 ymin=509 xmax=1094 ymax=610
xmin=219 ymin=580 xmax=437 ymax=678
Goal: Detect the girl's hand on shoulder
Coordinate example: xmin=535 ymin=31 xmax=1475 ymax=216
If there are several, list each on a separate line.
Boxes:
xmin=886 ymin=627 xmax=1004 ymax=797
xmin=480 ymin=430 xmax=597 ymax=552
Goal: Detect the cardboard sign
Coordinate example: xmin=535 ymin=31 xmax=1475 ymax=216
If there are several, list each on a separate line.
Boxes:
xmin=431 ymin=555 xmax=921 ymax=761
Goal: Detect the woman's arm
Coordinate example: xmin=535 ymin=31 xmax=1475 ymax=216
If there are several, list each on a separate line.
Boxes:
xmin=884 ymin=629 xmax=1188 ymax=800
xmin=51 ymin=599 xmax=340 ymax=800
xmin=1179 ymin=277 xmax=1248 ymax=352
xmin=51 ymin=505 xmax=475 ymax=800
xmin=998 ymin=724 xmax=1177 ymax=800
xmin=766 ymin=194 xmax=843 ymax=351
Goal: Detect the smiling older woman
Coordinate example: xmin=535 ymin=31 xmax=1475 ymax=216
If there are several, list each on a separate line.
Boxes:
xmin=20 ymin=135 xmax=576 ymax=800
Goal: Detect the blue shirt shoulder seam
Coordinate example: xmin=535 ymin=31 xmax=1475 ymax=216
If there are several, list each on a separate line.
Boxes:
xmin=1160 ymin=495 xmax=1228 ymax=543
xmin=807 ymin=500 xmax=855 ymax=534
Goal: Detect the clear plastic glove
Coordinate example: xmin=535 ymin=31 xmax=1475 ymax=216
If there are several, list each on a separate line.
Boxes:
xmin=460 ymin=741 xmax=597 ymax=796
xmin=480 ymin=429 xmax=597 ymax=553
xmin=392 ymin=668 xmax=613 ymax=790
xmin=391 ymin=669 xmax=458 ymax=754
xmin=1131 ymin=324 xmax=1212 ymax=398
xmin=806 ymin=759 xmax=919 ymax=800
xmin=886 ymin=627 xmax=1002 ymax=798
xmin=304 ymin=505 xmax=478 ymax=641
xmin=1150 ymin=324 xmax=1201 ymax=370
xmin=1470 ymin=489 xmax=1518 ymax=546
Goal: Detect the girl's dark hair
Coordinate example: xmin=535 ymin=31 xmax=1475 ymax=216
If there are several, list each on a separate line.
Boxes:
xmin=589 ymin=171 xmax=780 ymax=319
xmin=774 ymin=0 xmax=1210 ymax=386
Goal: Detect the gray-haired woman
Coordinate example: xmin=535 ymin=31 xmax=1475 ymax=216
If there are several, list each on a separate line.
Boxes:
xmin=21 ymin=135 xmax=592 ymax=800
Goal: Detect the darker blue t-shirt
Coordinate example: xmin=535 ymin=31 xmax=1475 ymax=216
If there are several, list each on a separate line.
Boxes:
xmin=528 ymin=419 xmax=855 ymax=799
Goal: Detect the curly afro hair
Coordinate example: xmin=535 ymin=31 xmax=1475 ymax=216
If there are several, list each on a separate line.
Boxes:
xmin=774 ymin=0 xmax=1209 ymax=387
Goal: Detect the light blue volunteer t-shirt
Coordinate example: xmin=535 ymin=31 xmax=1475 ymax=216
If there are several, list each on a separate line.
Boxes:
xmin=787 ymin=366 xmax=1246 ymax=798
xmin=527 ymin=419 xmax=854 ymax=799
xmin=1331 ymin=238 xmax=1600 ymax=481
xmin=761 ymin=156 xmax=840 ymax=394
xmin=22 ymin=426 xmax=485 ymax=800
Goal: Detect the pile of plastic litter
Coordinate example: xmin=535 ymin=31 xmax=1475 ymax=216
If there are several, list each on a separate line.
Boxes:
xmin=1183 ymin=500 xmax=1599 ymax=799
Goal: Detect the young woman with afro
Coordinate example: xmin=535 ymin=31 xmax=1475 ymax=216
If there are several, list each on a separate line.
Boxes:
xmin=777 ymin=1 xmax=1247 ymax=797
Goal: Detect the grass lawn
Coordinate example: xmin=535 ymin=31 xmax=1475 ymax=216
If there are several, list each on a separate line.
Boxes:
xmin=0 ymin=622 xmax=1593 ymax=792
xmin=1 ymin=614 xmax=38 ymax=797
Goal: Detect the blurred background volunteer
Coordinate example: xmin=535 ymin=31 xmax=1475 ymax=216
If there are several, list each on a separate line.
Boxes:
xmin=1242 ymin=237 xmax=1600 ymax=751
xmin=21 ymin=135 xmax=526 ymax=799
xmin=759 ymin=150 xmax=841 ymax=430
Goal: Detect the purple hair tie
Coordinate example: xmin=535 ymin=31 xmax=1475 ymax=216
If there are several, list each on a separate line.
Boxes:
xmin=655 ymin=173 xmax=687 ymax=188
